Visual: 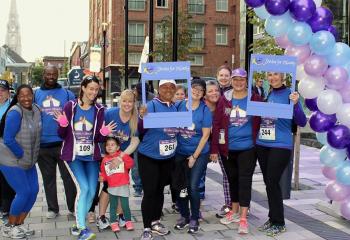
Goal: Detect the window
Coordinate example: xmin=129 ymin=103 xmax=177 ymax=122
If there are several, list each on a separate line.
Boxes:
xmin=216 ymin=0 xmax=228 ymax=12
xmin=189 ymin=55 xmax=204 ymax=66
xmin=128 ymin=53 xmax=142 ymax=65
xmin=190 ymin=24 xmax=204 ymax=48
xmin=155 ymin=23 xmax=169 ymax=41
xmin=129 ymin=0 xmax=145 ymax=10
xmin=156 ymin=0 xmax=168 ymax=8
xmin=216 ymin=26 xmax=228 ymax=45
xmin=188 ymin=0 xmax=205 ymax=14
xmin=128 ymin=23 xmax=145 ymax=45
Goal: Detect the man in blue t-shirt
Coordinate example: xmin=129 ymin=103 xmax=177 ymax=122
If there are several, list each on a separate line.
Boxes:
xmin=0 ymin=79 xmax=15 ymax=218
xmin=34 ymin=66 xmax=77 ymax=219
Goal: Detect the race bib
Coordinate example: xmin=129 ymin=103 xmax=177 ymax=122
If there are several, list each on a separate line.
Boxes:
xmin=159 ymin=139 xmax=177 ymax=156
xmin=75 ymin=143 xmax=93 ymax=156
xmin=259 ymin=127 xmax=276 ymax=141
xmin=104 ymin=161 xmax=125 ymax=176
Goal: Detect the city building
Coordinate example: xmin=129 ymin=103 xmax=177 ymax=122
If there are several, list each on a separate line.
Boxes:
xmin=89 ymin=0 xmax=241 ymax=95
xmin=42 ymin=56 xmax=68 ymax=74
xmin=5 ymin=0 xmax=22 ymax=56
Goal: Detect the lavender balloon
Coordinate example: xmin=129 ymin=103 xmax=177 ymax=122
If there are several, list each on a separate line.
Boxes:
xmin=245 ymin=0 xmax=265 ymax=8
xmin=305 ymin=98 xmax=319 ymax=111
xmin=285 ymin=44 xmax=311 ymax=64
xmin=347 ymin=146 xmax=350 ymax=159
xmin=265 ymin=0 xmax=290 ymax=16
xmin=325 ymin=67 xmax=348 ymax=90
xmin=307 ymin=7 xmax=334 ymax=32
xmin=328 ymin=25 xmax=339 ymax=41
xmin=309 ymin=111 xmax=337 ymax=132
xmin=325 ymin=181 xmax=350 ymax=201
xmin=327 ymin=125 xmax=350 ymax=149
xmin=322 ymin=166 xmax=337 ymax=180
xmin=339 ymin=82 xmax=350 ymax=104
xmin=275 ymin=35 xmax=291 ymax=49
xmin=304 ymin=55 xmax=328 ymax=77
xmin=340 ymin=199 xmax=350 ymax=220
xmin=289 ymin=0 xmax=316 ymax=22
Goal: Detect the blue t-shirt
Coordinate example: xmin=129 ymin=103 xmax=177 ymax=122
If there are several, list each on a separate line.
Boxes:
xmin=176 ymin=101 xmax=212 ymax=155
xmin=105 ymin=107 xmax=137 ymax=151
xmin=228 ymin=97 xmax=253 ymax=150
xmin=256 ymin=87 xmax=293 ymax=149
xmin=138 ymin=99 xmax=178 ymax=160
xmin=34 ymin=88 xmax=75 ymax=144
xmin=73 ymin=105 xmax=95 ymax=161
xmin=0 ymin=99 xmax=10 ymax=119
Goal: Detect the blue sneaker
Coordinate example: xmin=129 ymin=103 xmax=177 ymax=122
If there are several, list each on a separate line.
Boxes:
xmin=78 ymin=228 xmax=96 ymax=240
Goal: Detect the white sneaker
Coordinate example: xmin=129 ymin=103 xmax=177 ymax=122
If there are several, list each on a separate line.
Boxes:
xmin=18 ymin=225 xmax=35 ymax=236
xmin=3 ymin=225 xmax=26 ymax=239
xmin=179 ymin=189 xmax=188 ymax=198
xmin=220 ymin=211 xmax=240 ymax=225
xmin=96 ymin=216 xmax=110 ymax=230
xmin=46 ymin=211 xmax=58 ymax=219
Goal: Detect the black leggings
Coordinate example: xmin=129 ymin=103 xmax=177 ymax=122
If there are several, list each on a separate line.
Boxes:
xmin=222 ymin=148 xmax=256 ymax=207
xmin=256 ymin=145 xmax=291 ymax=226
xmin=89 ymin=181 xmax=108 ymax=213
xmin=138 ymin=153 xmax=173 ymax=228
xmin=0 ymin=172 xmax=15 ymax=213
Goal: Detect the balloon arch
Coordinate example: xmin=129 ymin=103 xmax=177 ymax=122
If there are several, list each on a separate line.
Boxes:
xmin=245 ymin=0 xmax=350 ymax=220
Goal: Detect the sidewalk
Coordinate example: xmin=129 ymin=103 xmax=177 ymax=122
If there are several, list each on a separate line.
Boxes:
xmin=2 ymin=145 xmax=350 ymax=240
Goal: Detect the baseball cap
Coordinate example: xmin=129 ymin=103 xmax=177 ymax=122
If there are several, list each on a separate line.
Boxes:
xmin=0 ymin=79 xmax=10 ymax=90
xmin=159 ymin=79 xmax=176 ymax=87
xmin=231 ymin=68 xmax=247 ymax=78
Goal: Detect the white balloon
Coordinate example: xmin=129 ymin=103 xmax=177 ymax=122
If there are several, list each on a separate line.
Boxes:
xmin=314 ymin=0 xmax=322 ymax=8
xmin=298 ymin=75 xmax=325 ymax=99
xmin=296 ymin=64 xmax=307 ymax=81
xmin=337 ymin=103 xmax=350 ymax=128
xmin=317 ymin=89 xmax=343 ymax=115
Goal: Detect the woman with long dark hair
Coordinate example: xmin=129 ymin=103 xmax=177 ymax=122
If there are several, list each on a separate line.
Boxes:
xmin=0 ymin=84 xmax=41 ymax=239
xmin=54 ymin=75 xmax=116 ymax=240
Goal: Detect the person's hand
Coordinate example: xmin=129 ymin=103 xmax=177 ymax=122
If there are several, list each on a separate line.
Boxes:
xmin=110 ymin=157 xmax=123 ymax=169
xmin=188 ymin=155 xmax=196 ymax=168
xmin=289 ymin=92 xmax=299 ymax=105
xmin=100 ymin=121 xmax=117 ymax=136
xmin=139 ymin=105 xmax=148 ymax=118
xmin=53 ymin=111 xmax=69 ymax=127
xmin=98 ymin=174 xmax=104 ymax=182
xmin=210 ymin=154 xmax=219 ymax=163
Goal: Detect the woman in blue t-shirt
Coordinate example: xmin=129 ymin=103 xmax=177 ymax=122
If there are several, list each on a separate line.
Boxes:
xmin=174 ymin=78 xmax=212 ymax=234
xmin=211 ymin=68 xmax=260 ymax=235
xmin=256 ymin=72 xmax=306 ymax=237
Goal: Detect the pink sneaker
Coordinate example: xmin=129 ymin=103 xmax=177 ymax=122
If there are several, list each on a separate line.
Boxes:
xmin=238 ymin=218 xmax=249 ymax=234
xmin=125 ymin=221 xmax=134 ymax=231
xmin=110 ymin=222 xmax=120 ymax=232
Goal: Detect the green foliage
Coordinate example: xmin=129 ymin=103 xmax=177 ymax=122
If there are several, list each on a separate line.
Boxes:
xmin=247 ymin=8 xmax=284 ymax=55
xmin=60 ymin=60 xmax=69 ymax=78
xmin=31 ymin=60 xmax=44 ymax=87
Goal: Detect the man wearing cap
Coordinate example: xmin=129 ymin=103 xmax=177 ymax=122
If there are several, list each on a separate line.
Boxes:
xmin=34 ymin=66 xmax=77 ymax=219
xmin=138 ymin=79 xmax=177 ymax=240
xmin=0 ymin=79 xmax=15 ymax=219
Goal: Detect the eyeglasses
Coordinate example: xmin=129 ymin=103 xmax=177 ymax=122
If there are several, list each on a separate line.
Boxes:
xmin=192 ymin=87 xmax=204 ymax=93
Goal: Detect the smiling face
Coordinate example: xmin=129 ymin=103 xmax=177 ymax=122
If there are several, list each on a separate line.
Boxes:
xmin=120 ymin=92 xmax=135 ymax=113
xmin=0 ymin=87 xmax=10 ymax=104
xmin=191 ymin=84 xmax=205 ymax=101
xmin=158 ymin=83 xmax=176 ymax=102
xmin=205 ymin=84 xmax=220 ymax=104
xmin=43 ymin=67 xmax=59 ymax=88
xmin=267 ymin=72 xmax=283 ymax=89
xmin=82 ymin=81 xmax=100 ymax=102
xmin=232 ymin=76 xmax=247 ymax=92
xmin=217 ymin=68 xmax=231 ymax=88
xmin=174 ymin=88 xmax=186 ymax=101
xmin=17 ymin=87 xmax=33 ymax=110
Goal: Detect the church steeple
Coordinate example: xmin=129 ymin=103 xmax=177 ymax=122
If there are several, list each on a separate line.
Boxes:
xmin=5 ymin=0 xmax=22 ymax=56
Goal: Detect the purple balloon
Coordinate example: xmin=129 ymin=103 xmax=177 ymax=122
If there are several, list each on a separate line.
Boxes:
xmin=328 ymin=25 xmax=339 ymax=41
xmin=347 ymin=145 xmax=350 ymax=158
xmin=305 ymin=98 xmax=319 ymax=111
xmin=245 ymin=0 xmax=265 ymax=8
xmin=265 ymin=0 xmax=291 ymax=16
xmin=327 ymin=125 xmax=350 ymax=149
xmin=304 ymin=55 xmax=329 ymax=77
xmin=339 ymin=82 xmax=350 ymax=103
xmin=307 ymin=7 xmax=334 ymax=32
xmin=325 ymin=181 xmax=350 ymax=201
xmin=275 ymin=35 xmax=291 ymax=49
xmin=285 ymin=44 xmax=311 ymax=64
xmin=322 ymin=166 xmax=337 ymax=180
xmin=325 ymin=67 xmax=348 ymax=90
xmin=309 ymin=111 xmax=337 ymax=132
xmin=341 ymin=199 xmax=350 ymax=220
xmin=289 ymin=0 xmax=316 ymax=22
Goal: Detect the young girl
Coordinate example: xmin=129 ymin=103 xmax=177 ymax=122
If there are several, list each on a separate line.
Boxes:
xmin=100 ymin=137 xmax=134 ymax=232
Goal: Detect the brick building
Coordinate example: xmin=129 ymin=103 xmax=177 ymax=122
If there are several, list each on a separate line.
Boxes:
xmin=42 ymin=56 xmax=68 ymax=74
xmin=89 ymin=0 xmax=241 ymax=93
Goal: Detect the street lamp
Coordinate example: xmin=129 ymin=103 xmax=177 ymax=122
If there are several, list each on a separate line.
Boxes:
xmin=101 ymin=22 xmax=108 ymax=105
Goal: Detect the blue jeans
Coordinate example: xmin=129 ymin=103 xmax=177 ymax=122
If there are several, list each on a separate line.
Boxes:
xmin=68 ymin=160 xmax=99 ymax=229
xmin=131 ymin=151 xmax=143 ymax=193
xmin=176 ymin=153 xmax=209 ymax=221
xmin=0 ymin=165 xmax=39 ymax=216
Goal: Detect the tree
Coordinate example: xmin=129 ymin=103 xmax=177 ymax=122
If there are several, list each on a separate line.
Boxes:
xmin=31 ymin=60 xmax=44 ymax=87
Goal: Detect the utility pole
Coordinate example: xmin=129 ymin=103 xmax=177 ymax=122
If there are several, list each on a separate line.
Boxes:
xmin=172 ymin=0 xmax=178 ymax=61
xmin=149 ymin=0 xmax=154 ymax=62
xmin=124 ymin=0 xmax=129 ymax=89
xmin=245 ymin=6 xmax=253 ymax=71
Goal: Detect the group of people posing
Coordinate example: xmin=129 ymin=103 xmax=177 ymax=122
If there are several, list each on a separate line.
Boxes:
xmin=0 ymin=64 xmax=307 ymax=240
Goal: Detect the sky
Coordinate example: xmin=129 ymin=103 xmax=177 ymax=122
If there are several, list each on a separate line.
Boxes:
xmin=0 ymin=0 xmax=89 ymax=62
